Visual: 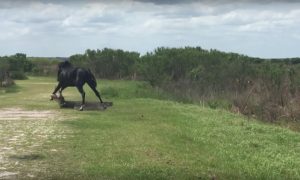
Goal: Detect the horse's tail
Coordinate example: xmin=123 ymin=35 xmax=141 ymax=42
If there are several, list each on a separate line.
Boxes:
xmin=87 ymin=69 xmax=97 ymax=87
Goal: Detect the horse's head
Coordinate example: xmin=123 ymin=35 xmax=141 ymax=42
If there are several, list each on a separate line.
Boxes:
xmin=57 ymin=61 xmax=73 ymax=80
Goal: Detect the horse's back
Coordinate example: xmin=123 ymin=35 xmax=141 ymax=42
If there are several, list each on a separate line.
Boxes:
xmin=58 ymin=67 xmax=92 ymax=87
xmin=58 ymin=64 xmax=97 ymax=87
xmin=58 ymin=67 xmax=77 ymax=86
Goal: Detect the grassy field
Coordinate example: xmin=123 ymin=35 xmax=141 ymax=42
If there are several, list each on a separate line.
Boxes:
xmin=1 ymin=77 xmax=300 ymax=179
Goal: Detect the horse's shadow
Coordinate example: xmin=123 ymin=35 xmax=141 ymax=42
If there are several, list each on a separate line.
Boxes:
xmin=51 ymin=95 xmax=112 ymax=111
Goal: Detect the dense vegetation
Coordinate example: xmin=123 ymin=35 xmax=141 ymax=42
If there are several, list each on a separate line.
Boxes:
xmin=70 ymin=48 xmax=139 ymax=79
xmin=70 ymin=47 xmax=300 ymax=123
xmin=141 ymin=48 xmax=300 ymax=123
xmin=0 ymin=53 xmax=32 ymax=87
xmin=26 ymin=57 xmax=62 ymax=76
xmin=2 ymin=47 xmax=300 ymax=123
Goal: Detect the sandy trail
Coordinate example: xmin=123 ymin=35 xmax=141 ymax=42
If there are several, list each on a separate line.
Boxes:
xmin=0 ymin=108 xmax=55 ymax=121
xmin=0 ymin=108 xmax=71 ymax=179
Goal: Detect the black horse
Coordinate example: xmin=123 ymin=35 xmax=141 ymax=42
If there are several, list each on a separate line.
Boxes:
xmin=51 ymin=61 xmax=103 ymax=111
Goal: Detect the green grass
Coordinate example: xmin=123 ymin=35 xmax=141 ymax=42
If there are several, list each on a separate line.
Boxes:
xmin=1 ymin=77 xmax=300 ymax=179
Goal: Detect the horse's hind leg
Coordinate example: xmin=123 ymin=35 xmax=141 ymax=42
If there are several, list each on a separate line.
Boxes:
xmin=76 ymin=85 xmax=85 ymax=111
xmin=87 ymin=81 xmax=103 ymax=103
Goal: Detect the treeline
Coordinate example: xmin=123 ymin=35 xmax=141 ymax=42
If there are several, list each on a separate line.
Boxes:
xmin=138 ymin=47 xmax=300 ymax=122
xmin=2 ymin=47 xmax=300 ymax=122
xmin=27 ymin=57 xmax=61 ymax=76
xmin=0 ymin=54 xmax=61 ymax=86
xmin=70 ymin=48 xmax=139 ymax=79
xmin=0 ymin=53 xmax=32 ymax=87
xmin=70 ymin=47 xmax=300 ymax=122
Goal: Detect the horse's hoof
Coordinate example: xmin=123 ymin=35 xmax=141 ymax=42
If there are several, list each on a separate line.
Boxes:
xmin=79 ymin=105 xmax=85 ymax=111
xmin=50 ymin=94 xmax=58 ymax=101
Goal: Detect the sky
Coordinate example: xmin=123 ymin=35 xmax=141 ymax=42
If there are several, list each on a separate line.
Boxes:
xmin=0 ymin=0 xmax=299 ymax=58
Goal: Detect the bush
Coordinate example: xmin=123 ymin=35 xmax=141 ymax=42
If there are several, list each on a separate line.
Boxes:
xmin=207 ymin=99 xmax=232 ymax=110
xmin=10 ymin=71 xmax=27 ymax=80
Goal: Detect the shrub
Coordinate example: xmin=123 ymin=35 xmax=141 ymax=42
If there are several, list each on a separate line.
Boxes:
xmin=10 ymin=71 xmax=27 ymax=80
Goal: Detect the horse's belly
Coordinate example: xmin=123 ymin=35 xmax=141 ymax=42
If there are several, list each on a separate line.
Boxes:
xmin=60 ymin=80 xmax=76 ymax=87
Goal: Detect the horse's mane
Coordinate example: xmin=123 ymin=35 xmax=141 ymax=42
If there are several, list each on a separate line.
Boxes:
xmin=58 ymin=61 xmax=73 ymax=69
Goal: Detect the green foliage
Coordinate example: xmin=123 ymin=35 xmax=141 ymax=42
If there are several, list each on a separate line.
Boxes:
xmin=5 ymin=46 xmax=300 ymax=122
xmin=0 ymin=59 xmax=10 ymax=84
xmin=138 ymin=54 xmax=167 ymax=86
xmin=0 ymin=58 xmax=9 ymax=71
xmin=28 ymin=46 xmax=297 ymax=122
xmin=207 ymin=99 xmax=232 ymax=110
xmin=28 ymin=57 xmax=59 ymax=76
xmin=135 ymin=47 xmax=300 ymax=122
xmin=69 ymin=48 xmax=140 ymax=79
xmin=10 ymin=70 xmax=28 ymax=80
xmin=0 ymin=53 xmax=33 ymax=81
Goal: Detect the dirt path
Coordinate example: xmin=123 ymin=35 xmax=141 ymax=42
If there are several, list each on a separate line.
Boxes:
xmin=0 ymin=108 xmax=71 ymax=179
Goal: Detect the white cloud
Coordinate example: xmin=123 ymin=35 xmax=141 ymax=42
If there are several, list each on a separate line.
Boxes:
xmin=0 ymin=24 xmax=30 ymax=40
xmin=0 ymin=1 xmax=299 ymax=58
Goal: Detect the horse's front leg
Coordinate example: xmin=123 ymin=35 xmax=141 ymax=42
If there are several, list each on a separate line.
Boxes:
xmin=50 ymin=83 xmax=61 ymax=100
xmin=58 ymin=86 xmax=67 ymax=98
xmin=76 ymin=86 xmax=85 ymax=111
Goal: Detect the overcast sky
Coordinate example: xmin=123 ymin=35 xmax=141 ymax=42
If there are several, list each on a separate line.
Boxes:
xmin=0 ymin=0 xmax=299 ymax=58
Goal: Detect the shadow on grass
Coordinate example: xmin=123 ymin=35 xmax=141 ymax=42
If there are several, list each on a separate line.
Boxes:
xmin=9 ymin=153 xmax=45 ymax=161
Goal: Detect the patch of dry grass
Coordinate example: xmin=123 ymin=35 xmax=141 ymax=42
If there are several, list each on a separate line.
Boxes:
xmin=0 ymin=77 xmax=75 ymax=179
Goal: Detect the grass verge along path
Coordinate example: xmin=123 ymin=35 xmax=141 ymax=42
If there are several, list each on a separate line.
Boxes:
xmin=1 ymin=77 xmax=300 ymax=179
